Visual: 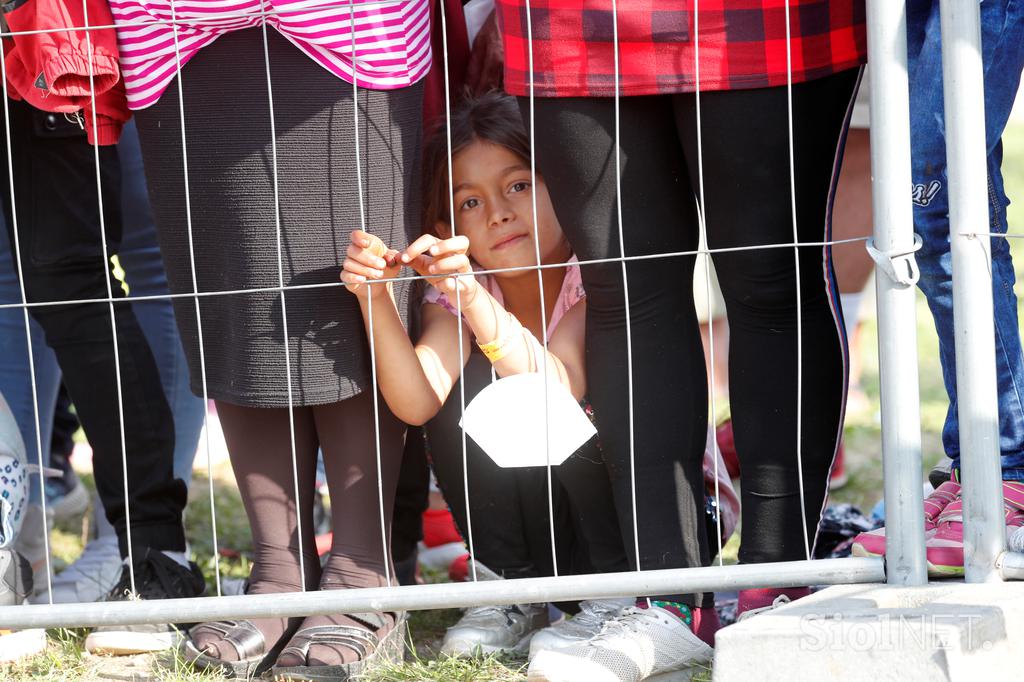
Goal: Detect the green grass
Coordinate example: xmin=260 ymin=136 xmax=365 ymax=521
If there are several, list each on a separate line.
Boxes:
xmin=0 ymin=628 xmax=227 ymax=681
xmin=6 ymin=122 xmax=1024 ymax=681
xmin=184 ymin=473 xmax=256 ymax=588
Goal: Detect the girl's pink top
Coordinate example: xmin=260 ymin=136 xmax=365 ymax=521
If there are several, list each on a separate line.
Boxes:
xmin=109 ymin=0 xmax=432 ymax=110
xmin=424 ymin=256 xmax=585 ymax=337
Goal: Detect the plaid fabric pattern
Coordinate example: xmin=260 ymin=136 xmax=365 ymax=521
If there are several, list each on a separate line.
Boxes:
xmin=497 ymin=0 xmax=866 ymax=97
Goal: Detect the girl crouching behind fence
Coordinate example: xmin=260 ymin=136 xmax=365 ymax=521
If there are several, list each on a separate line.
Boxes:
xmin=342 ymin=92 xmax=734 ymax=670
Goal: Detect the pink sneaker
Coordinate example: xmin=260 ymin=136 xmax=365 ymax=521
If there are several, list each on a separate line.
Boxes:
xmin=925 ymin=480 xmax=1024 ymax=577
xmin=851 ymin=478 xmax=961 ymax=558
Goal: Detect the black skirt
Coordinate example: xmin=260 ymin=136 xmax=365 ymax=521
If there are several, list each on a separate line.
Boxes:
xmin=135 ymin=28 xmax=424 ymax=408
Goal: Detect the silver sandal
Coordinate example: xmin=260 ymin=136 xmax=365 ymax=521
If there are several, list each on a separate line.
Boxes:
xmin=184 ymin=619 xmax=284 ymax=679
xmin=270 ymin=612 xmax=407 ymax=681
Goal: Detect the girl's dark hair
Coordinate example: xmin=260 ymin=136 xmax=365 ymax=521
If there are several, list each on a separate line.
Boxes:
xmin=422 ymin=91 xmax=531 ymax=233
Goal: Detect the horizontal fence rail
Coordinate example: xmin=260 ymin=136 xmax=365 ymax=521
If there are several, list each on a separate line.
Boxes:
xmin=0 ymin=559 xmax=885 ymax=630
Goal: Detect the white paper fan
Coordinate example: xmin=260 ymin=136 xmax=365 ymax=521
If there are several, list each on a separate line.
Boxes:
xmin=459 ymin=373 xmax=597 ymax=468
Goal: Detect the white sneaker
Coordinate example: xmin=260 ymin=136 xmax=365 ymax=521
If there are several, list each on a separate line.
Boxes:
xmin=85 ymin=625 xmax=185 ymax=656
xmin=527 ymin=606 xmax=713 ymax=682
xmin=529 ymin=598 xmax=633 ymax=657
xmin=1011 ymin=525 xmax=1024 ymax=553
xmin=0 ymin=548 xmax=47 ymax=664
xmin=441 ymin=603 xmax=550 ymax=656
xmin=0 ymin=629 xmax=46 ymax=663
xmin=417 ymin=540 xmax=468 ymax=571
xmin=736 ymin=595 xmax=792 ymax=622
xmin=31 ymin=533 xmax=121 ymax=604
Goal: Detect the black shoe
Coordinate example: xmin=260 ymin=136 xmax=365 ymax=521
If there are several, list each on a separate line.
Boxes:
xmin=394 ymin=550 xmax=419 ymax=587
xmin=928 ymin=460 xmax=953 ymax=490
xmin=85 ymin=547 xmax=206 ymax=655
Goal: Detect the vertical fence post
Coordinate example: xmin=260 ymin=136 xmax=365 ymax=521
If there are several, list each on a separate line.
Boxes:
xmin=939 ymin=0 xmax=1006 ymax=584
xmin=866 ymin=0 xmax=928 ymax=586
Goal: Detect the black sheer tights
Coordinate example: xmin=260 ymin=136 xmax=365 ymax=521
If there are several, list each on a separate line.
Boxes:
xmin=192 ymin=392 xmax=404 ymax=666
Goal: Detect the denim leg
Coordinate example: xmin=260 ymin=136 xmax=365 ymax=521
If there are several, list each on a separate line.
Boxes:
xmin=0 ymin=215 xmax=61 ymax=504
xmin=908 ymin=0 xmax=1024 ymax=480
xmin=116 ymin=121 xmax=204 ymax=487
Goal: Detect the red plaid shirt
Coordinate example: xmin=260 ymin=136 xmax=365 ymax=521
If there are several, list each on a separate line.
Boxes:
xmin=496 ymin=0 xmax=866 ymax=97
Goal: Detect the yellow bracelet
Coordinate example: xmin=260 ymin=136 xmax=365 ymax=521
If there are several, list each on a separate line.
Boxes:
xmin=478 ymin=317 xmax=521 ymax=363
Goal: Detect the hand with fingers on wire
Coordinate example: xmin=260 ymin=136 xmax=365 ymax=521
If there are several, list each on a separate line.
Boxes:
xmin=341 ymin=230 xmax=403 ymax=299
xmin=399 ymin=233 xmax=479 ymax=305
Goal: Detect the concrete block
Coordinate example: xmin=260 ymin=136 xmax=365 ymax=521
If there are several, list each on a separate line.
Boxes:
xmin=712 ymin=582 xmax=1024 ymax=681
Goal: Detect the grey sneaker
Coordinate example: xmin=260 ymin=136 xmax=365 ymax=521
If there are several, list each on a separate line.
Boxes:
xmin=441 ymin=603 xmax=550 ymax=656
xmin=32 ymin=533 xmax=121 ymax=604
xmin=529 ymin=598 xmax=633 ymax=657
xmin=12 ymin=503 xmax=51 ymax=593
xmin=85 ymin=548 xmax=206 ymax=655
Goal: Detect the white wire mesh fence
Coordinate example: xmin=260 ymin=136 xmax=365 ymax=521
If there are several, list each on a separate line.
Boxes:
xmin=0 ymin=0 xmax=1019 ymax=639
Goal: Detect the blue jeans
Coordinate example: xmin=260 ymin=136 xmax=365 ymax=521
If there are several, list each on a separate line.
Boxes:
xmin=0 ymin=120 xmax=204 ymax=506
xmin=908 ymin=0 xmax=1024 ymax=480
xmin=0 ymin=240 xmax=61 ymax=504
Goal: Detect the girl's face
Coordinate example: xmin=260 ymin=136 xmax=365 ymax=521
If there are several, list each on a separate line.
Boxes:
xmin=446 ymin=140 xmax=569 ymax=276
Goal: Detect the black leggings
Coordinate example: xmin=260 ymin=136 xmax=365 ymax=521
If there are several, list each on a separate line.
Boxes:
xmin=427 ymin=351 xmax=629 ymax=581
xmin=524 ymin=70 xmax=858 ymax=606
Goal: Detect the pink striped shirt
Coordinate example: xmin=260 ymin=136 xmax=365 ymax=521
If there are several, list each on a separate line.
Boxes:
xmin=109 ymin=0 xmax=432 ymax=110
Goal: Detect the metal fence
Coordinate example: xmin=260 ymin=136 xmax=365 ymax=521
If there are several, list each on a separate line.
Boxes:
xmin=0 ymin=0 xmax=1020 ymax=638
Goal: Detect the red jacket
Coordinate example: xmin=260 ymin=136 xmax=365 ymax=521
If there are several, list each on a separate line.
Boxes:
xmin=3 ymin=0 xmax=130 ymax=145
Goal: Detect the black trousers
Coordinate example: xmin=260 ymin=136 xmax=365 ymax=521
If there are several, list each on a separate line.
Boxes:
xmin=1 ymin=99 xmax=187 ymax=556
xmin=391 ymin=425 xmax=429 ymax=565
xmin=523 ymin=70 xmax=858 ymax=607
xmin=427 ymin=351 xmax=628 ymax=582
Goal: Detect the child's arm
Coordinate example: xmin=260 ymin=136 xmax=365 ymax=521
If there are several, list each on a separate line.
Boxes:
xmin=543 ymin=299 xmax=587 ymax=400
xmin=403 ymin=235 xmax=588 ymax=401
xmin=342 ymin=231 xmax=470 ymax=425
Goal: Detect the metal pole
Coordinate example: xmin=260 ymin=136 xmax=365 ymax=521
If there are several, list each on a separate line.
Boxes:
xmin=999 ymin=552 xmax=1024 ymax=581
xmin=866 ymin=0 xmax=927 ymax=586
xmin=0 ymin=558 xmax=885 ymax=630
xmin=939 ymin=0 xmax=1005 ymax=584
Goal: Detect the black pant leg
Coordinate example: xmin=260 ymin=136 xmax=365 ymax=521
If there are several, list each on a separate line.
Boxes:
xmin=524 ymin=95 xmax=710 ymax=608
xmin=390 ymin=425 xmax=429 ymax=564
xmin=555 ymin=439 xmax=629 ymax=575
xmin=0 ymin=99 xmax=186 ymax=557
xmin=50 ymin=383 xmax=79 ymax=459
xmin=673 ymin=70 xmax=858 ymax=563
